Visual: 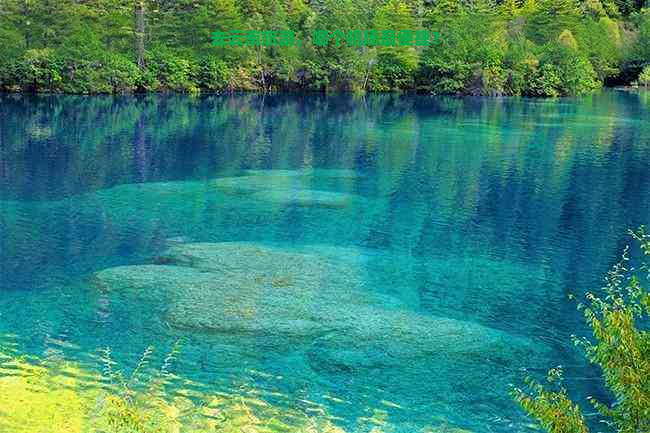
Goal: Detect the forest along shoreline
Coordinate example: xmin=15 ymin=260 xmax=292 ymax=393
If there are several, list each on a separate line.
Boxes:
xmin=1 ymin=0 xmax=650 ymax=96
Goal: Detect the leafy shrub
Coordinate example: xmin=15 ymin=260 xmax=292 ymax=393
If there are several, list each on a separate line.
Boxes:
xmin=579 ymin=17 xmax=622 ymax=81
xmin=531 ymin=34 xmax=600 ymax=96
xmin=513 ymin=227 xmax=650 ymax=433
xmin=51 ymin=28 xmax=117 ymax=94
xmin=634 ymin=9 xmax=650 ymax=66
xmin=148 ymin=48 xmax=200 ymax=93
xmin=20 ymin=48 xmax=63 ymax=92
xmin=370 ymin=50 xmax=418 ymax=91
xmin=527 ymin=63 xmax=563 ymax=97
xmin=369 ymin=0 xmax=418 ymax=91
xmin=513 ymin=368 xmax=589 ymax=433
xmin=100 ymin=54 xmax=142 ymax=93
xmin=418 ymin=5 xmax=507 ymax=95
xmin=0 ymin=60 xmax=22 ymax=91
xmin=639 ymin=66 xmax=650 ymax=87
xmin=503 ymin=37 xmax=539 ymax=96
xmin=197 ymin=58 xmax=232 ymax=91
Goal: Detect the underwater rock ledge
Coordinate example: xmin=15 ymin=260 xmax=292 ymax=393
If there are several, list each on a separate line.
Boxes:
xmin=92 ymin=242 xmax=549 ymax=373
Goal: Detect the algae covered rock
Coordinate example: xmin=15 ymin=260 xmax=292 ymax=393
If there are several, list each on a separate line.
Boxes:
xmin=244 ymin=168 xmax=359 ymax=179
xmin=155 ymin=242 xmax=398 ymax=307
xmin=94 ymin=242 xmax=404 ymax=338
xmin=93 ymin=264 xmax=216 ymax=300
xmin=209 ymin=169 xmax=348 ymax=196
xmin=156 ymin=242 xmax=412 ymax=305
xmin=93 ymin=261 xmax=328 ymax=337
xmin=156 ymin=242 xmax=330 ymax=278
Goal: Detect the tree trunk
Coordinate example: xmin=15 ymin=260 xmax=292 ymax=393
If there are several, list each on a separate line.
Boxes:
xmin=22 ymin=0 xmax=31 ymax=49
xmin=134 ymin=0 xmax=146 ymax=69
xmin=134 ymin=115 xmax=148 ymax=182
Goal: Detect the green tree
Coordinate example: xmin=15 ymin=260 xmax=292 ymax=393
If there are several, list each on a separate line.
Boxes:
xmin=369 ymin=0 xmax=418 ymax=91
xmin=503 ymin=36 xmax=540 ymax=96
xmin=304 ymin=0 xmax=369 ymax=91
xmin=578 ymin=17 xmax=622 ymax=80
xmin=20 ymin=48 xmax=63 ymax=92
xmin=525 ymin=0 xmax=583 ymax=44
xmin=632 ymin=8 xmax=650 ymax=67
xmin=529 ymin=29 xmax=600 ymax=96
xmin=134 ymin=0 xmax=146 ymax=69
xmin=419 ymin=0 xmax=507 ymax=95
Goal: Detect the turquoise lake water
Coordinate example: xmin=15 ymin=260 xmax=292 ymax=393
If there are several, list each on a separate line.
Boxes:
xmin=1 ymin=91 xmax=649 ymax=432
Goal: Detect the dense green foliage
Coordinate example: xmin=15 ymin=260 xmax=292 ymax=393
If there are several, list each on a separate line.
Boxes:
xmin=512 ymin=227 xmax=650 ymax=433
xmin=640 ymin=65 xmax=650 ymax=86
xmin=0 ymin=0 xmax=649 ymax=95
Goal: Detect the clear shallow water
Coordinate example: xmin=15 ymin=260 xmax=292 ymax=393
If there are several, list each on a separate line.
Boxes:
xmin=1 ymin=91 xmax=649 ymax=433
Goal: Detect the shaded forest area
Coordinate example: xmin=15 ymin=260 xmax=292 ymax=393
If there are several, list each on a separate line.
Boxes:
xmin=0 ymin=0 xmax=649 ymax=96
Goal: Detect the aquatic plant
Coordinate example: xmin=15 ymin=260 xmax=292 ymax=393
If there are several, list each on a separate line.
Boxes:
xmin=512 ymin=227 xmax=650 ymax=433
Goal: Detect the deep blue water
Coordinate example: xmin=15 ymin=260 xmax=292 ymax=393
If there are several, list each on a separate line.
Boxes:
xmin=1 ymin=91 xmax=649 ymax=433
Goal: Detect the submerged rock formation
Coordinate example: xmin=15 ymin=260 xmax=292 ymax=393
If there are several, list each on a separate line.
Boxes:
xmin=93 ymin=242 xmax=547 ymax=375
xmin=211 ymin=170 xmax=363 ymax=208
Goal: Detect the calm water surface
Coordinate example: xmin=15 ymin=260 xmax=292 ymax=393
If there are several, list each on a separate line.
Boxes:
xmin=1 ymin=92 xmax=649 ymax=432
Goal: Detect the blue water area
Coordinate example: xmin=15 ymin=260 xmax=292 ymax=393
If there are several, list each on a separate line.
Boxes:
xmin=1 ymin=92 xmax=649 ymax=432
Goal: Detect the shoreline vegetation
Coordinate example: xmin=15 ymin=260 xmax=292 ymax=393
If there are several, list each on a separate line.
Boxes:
xmin=1 ymin=0 xmax=650 ymax=97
